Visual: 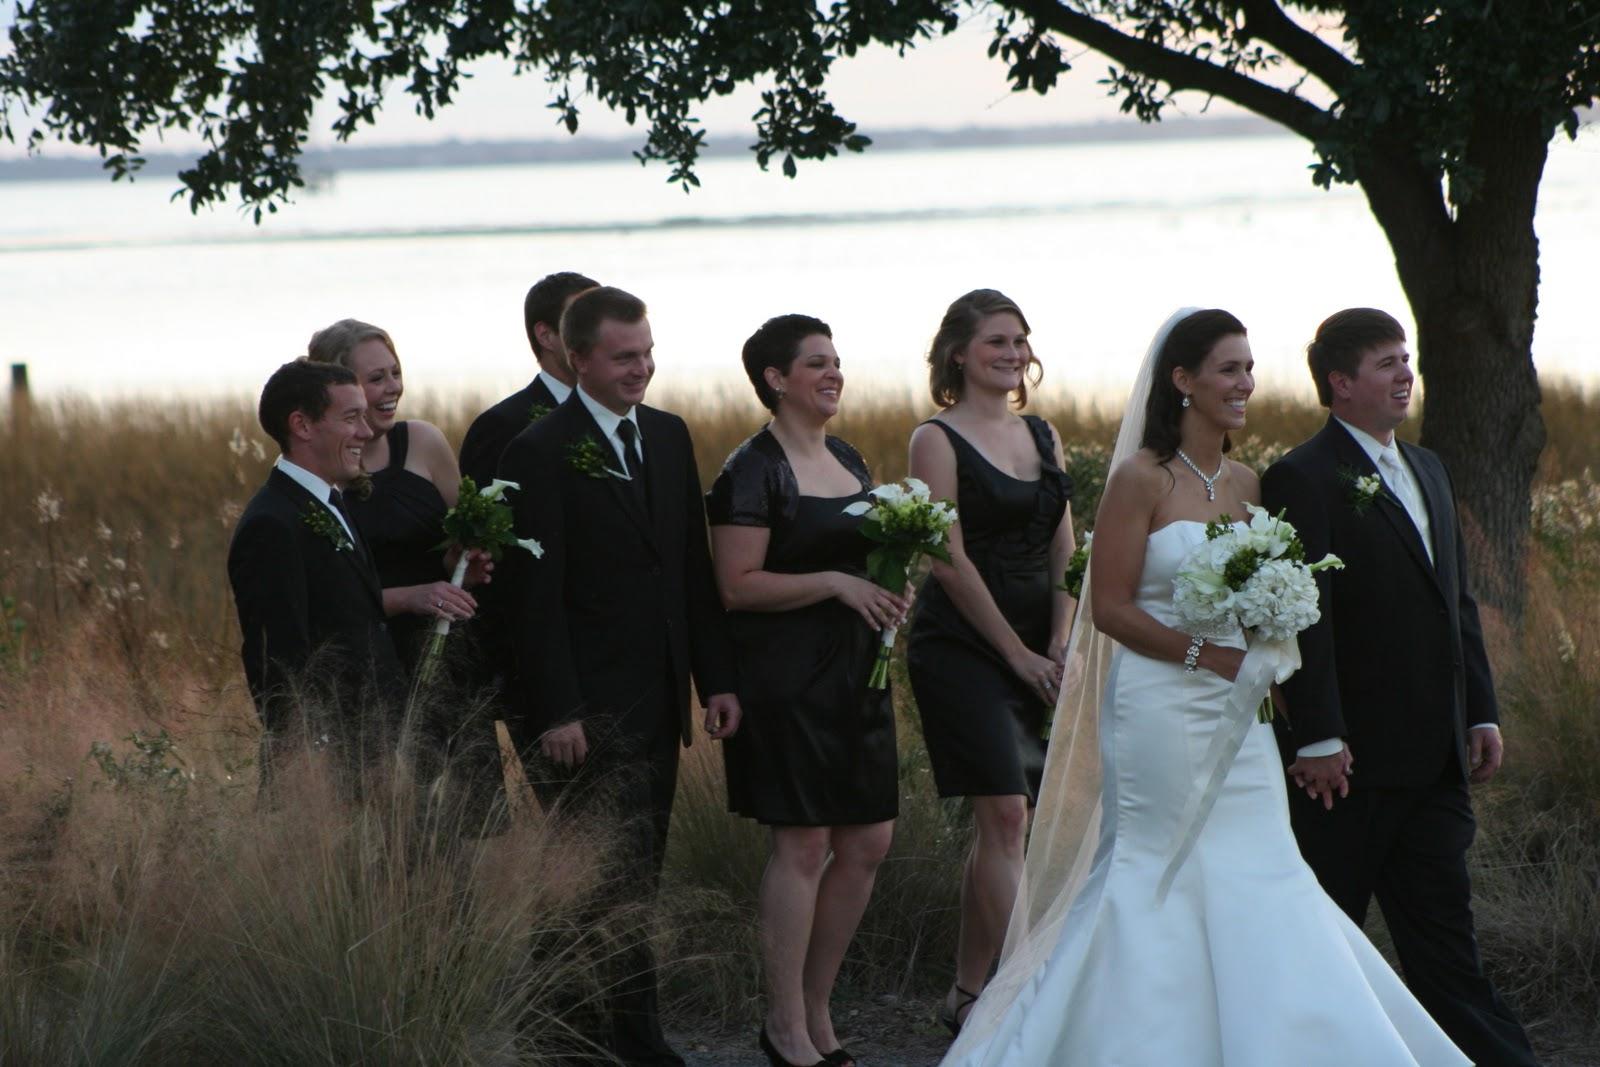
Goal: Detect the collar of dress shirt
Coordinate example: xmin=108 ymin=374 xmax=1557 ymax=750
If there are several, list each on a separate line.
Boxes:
xmin=1334 ymin=416 xmax=1401 ymax=470
xmin=274 ymin=456 xmax=356 ymax=538
xmin=536 ymin=371 xmax=573 ymax=405
xmin=576 ymin=384 xmax=642 ymax=458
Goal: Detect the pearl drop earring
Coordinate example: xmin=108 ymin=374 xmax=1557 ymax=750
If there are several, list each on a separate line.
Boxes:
xmin=1181 ymin=395 xmax=1191 ymax=408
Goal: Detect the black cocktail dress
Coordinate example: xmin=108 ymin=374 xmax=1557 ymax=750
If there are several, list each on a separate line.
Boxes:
xmin=906 ymin=416 xmax=1071 ymax=803
xmin=706 ymin=428 xmax=898 ymax=826
xmin=346 ymin=421 xmax=449 ymax=674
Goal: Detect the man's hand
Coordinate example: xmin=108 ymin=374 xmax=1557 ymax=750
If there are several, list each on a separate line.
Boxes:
xmin=1288 ymin=743 xmax=1353 ymax=811
xmin=704 ymin=693 xmax=741 ymax=739
xmin=539 ymin=721 xmax=588 ymax=767
xmin=1468 ymin=726 xmax=1504 ymax=784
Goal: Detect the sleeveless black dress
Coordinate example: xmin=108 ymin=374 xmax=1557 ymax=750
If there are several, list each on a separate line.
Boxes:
xmin=345 ymin=421 xmax=449 ymax=674
xmin=705 ymin=428 xmax=898 ymax=826
xmin=906 ymin=416 xmax=1071 ymax=802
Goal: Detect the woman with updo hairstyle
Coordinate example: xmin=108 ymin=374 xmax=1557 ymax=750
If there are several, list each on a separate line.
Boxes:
xmin=904 ymin=289 xmax=1076 ymax=1036
xmin=307 ymin=319 xmax=484 ymax=672
xmin=707 ymin=314 xmax=905 ymax=1067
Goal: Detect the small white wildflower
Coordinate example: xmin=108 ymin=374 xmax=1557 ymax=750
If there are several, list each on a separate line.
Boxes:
xmin=229 ymin=427 xmax=248 ymax=457
xmin=151 ymin=631 xmax=170 ymax=650
xmin=34 ymin=490 xmax=62 ymax=524
xmin=169 ymin=531 xmax=183 ymax=550
xmin=96 ymin=521 xmax=113 ymax=543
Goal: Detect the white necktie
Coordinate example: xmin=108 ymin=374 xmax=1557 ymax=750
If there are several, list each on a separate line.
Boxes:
xmin=1379 ymin=449 xmax=1433 ymax=564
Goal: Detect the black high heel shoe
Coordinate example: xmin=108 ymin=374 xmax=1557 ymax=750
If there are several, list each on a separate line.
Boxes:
xmin=758 ymin=1025 xmax=827 ymax=1067
xmin=820 ymin=1047 xmax=857 ymax=1066
xmin=938 ymin=984 xmax=980 ymax=1037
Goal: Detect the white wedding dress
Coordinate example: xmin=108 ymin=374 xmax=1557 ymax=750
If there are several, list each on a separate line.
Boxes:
xmin=944 ymin=520 xmax=1468 ymax=1067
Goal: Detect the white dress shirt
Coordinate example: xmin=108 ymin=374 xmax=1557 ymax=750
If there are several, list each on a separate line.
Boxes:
xmin=536 ymin=371 xmax=573 ymax=405
xmin=576 ymin=385 xmax=643 ymax=471
xmin=275 ymin=456 xmax=357 ymax=542
xmin=1297 ymin=421 xmax=1494 ymax=759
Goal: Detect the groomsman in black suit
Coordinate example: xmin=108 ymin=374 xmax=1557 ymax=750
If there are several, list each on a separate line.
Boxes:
xmin=228 ymin=359 xmax=405 ymax=784
xmin=1262 ymin=309 xmax=1538 ymax=1067
xmin=459 ymin=270 xmax=599 ymax=485
xmin=496 ymin=286 xmax=740 ymax=1066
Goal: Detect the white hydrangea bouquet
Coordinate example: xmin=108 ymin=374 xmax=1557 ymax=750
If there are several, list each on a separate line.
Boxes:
xmin=844 ymin=477 xmax=958 ymax=688
xmin=1172 ymin=503 xmax=1344 ymax=721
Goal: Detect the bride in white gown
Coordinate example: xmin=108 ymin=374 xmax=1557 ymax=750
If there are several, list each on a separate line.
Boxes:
xmin=942 ymin=310 xmax=1466 ymax=1067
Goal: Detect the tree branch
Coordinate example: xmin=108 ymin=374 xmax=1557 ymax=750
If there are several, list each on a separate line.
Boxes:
xmin=1236 ymin=0 xmax=1356 ymax=95
xmin=1006 ymin=0 xmax=1334 ymax=142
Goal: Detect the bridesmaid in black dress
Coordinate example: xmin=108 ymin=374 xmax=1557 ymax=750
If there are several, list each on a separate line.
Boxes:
xmin=904 ymin=290 xmax=1076 ymax=1036
xmin=707 ymin=315 xmax=908 ymax=1067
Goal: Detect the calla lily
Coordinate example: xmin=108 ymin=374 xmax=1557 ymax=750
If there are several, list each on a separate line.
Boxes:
xmin=518 ymin=537 xmax=545 ymax=559
xmin=480 ymin=478 xmax=521 ymax=501
xmin=842 ymin=500 xmax=873 ymax=517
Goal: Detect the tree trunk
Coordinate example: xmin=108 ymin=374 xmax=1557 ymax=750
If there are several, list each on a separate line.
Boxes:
xmin=1354 ymin=116 xmax=1549 ymax=621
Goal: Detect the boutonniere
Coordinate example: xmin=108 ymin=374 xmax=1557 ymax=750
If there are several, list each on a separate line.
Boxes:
xmin=527 ymin=402 xmax=553 ymax=423
xmin=1340 ymin=466 xmax=1386 ymax=516
xmin=302 ymin=503 xmax=353 ymax=551
xmin=567 ymin=437 xmax=630 ymax=481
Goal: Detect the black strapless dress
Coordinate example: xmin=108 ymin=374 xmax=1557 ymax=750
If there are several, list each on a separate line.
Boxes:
xmin=345 ymin=421 xmax=449 ymax=674
xmin=906 ymin=416 xmax=1071 ymax=803
xmin=706 ymin=428 xmax=898 ymax=826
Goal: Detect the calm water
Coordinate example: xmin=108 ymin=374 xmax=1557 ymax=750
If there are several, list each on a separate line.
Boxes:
xmin=2 ymin=133 xmax=1596 ymax=405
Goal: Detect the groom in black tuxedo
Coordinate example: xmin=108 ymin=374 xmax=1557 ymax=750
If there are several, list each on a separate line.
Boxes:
xmin=496 ymin=286 xmax=740 ymax=1066
xmin=228 ymin=359 xmax=405 ymax=785
xmin=1262 ymin=309 xmax=1538 ymax=1066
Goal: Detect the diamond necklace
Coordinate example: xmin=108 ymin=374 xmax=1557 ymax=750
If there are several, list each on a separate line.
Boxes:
xmin=1175 ymin=449 xmax=1225 ymax=501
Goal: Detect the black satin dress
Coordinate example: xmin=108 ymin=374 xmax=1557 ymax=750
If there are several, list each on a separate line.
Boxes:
xmin=346 ymin=421 xmax=449 ymax=674
xmin=706 ymin=428 xmax=898 ymax=826
xmin=906 ymin=416 xmax=1071 ymax=803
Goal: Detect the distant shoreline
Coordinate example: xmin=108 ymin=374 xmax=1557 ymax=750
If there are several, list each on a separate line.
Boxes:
xmin=0 ymin=115 xmax=1285 ymax=183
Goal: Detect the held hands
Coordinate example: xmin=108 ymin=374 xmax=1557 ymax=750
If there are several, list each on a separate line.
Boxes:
xmin=1468 ymin=726 xmax=1504 ymax=784
xmin=408 ymin=581 xmax=477 ymax=621
xmin=1010 ymin=647 xmax=1065 ymax=704
xmin=703 ymin=693 xmax=742 ymax=740
xmin=832 ymin=573 xmax=913 ymax=631
xmin=539 ymin=721 xmax=589 ymax=767
xmin=1288 ymin=743 xmax=1354 ymax=811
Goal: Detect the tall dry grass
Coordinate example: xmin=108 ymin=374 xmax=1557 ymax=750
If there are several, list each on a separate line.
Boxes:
xmin=2 ymin=386 xmax=1598 ymax=1061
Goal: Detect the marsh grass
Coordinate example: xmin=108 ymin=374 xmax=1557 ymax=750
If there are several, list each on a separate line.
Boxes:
xmin=2 ymin=388 xmax=1599 ymax=1060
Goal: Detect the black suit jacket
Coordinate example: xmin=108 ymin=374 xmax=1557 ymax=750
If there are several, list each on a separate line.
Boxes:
xmin=459 ymin=374 xmax=561 ymax=487
xmin=227 ymin=467 xmax=405 ymax=736
xmin=1260 ymin=418 xmax=1497 ymax=786
xmin=495 ymin=394 xmax=736 ymax=749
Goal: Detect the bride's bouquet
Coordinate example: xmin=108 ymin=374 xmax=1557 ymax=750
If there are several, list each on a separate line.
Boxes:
xmin=844 ymin=478 xmax=958 ymax=688
xmin=1171 ymin=504 xmax=1343 ymax=720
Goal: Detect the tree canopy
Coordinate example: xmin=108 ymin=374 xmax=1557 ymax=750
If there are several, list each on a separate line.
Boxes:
xmin=4 ymin=2 xmax=1593 ymax=216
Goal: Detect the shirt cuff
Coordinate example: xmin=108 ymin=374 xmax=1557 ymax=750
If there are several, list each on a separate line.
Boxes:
xmin=1469 ymin=722 xmax=1499 ymax=732
xmin=1296 ymin=738 xmax=1345 ymax=759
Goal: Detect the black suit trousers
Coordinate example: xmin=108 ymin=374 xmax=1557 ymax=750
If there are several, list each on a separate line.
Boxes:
xmin=1289 ymin=772 xmax=1539 ymax=1067
xmin=525 ymin=677 xmax=683 ymax=1067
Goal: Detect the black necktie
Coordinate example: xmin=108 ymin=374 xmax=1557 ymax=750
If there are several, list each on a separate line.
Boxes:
xmin=615 ymin=419 xmax=650 ymax=514
xmin=328 ymin=488 xmax=363 ymax=553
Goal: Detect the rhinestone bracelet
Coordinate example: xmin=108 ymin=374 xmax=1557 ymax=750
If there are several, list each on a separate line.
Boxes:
xmin=1183 ymin=635 xmax=1206 ymax=674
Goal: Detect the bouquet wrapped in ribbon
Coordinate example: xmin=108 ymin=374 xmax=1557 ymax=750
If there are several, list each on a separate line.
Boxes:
xmin=413 ymin=477 xmax=543 ymax=690
xmin=1172 ymin=503 xmax=1344 ymax=721
xmin=843 ymin=477 xmax=958 ymax=688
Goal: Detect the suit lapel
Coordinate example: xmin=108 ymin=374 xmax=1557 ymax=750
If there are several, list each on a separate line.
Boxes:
xmin=268 ymin=469 xmax=385 ymax=608
xmin=571 ymin=402 xmax=657 ymax=547
xmin=640 ymin=409 xmax=674 ymax=546
xmin=1324 ymin=421 xmax=1441 ymax=593
xmin=1400 ymin=441 xmax=1450 ymax=578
